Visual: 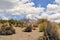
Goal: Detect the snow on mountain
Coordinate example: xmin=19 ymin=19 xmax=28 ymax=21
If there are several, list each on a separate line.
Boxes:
xmin=22 ymin=14 xmax=41 ymax=23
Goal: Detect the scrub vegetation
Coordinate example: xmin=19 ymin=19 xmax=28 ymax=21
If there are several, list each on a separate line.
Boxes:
xmin=0 ymin=19 xmax=60 ymax=40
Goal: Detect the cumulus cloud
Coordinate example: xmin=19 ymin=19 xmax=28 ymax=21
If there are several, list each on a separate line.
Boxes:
xmin=47 ymin=4 xmax=59 ymax=11
xmin=0 ymin=0 xmax=60 ymax=23
xmin=8 ymin=2 xmax=44 ymax=15
xmin=0 ymin=0 xmax=15 ymax=9
xmin=0 ymin=0 xmax=44 ymax=19
xmin=55 ymin=0 xmax=60 ymax=4
xmin=44 ymin=1 xmax=60 ymax=23
xmin=36 ymin=0 xmax=60 ymax=23
xmin=54 ymin=19 xmax=60 ymax=23
xmin=1 ymin=16 xmax=9 ymax=20
xmin=25 ymin=0 xmax=60 ymax=23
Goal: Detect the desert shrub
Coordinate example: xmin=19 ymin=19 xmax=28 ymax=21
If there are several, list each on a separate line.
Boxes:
xmin=15 ymin=23 xmax=25 ymax=28
xmin=32 ymin=24 xmax=38 ymax=27
xmin=0 ymin=20 xmax=8 ymax=24
xmin=0 ymin=24 xmax=15 ymax=35
xmin=32 ymin=27 xmax=36 ymax=30
xmin=38 ymin=24 xmax=45 ymax=32
xmin=23 ymin=26 xmax=32 ymax=32
xmin=36 ymin=19 xmax=49 ymax=24
xmin=17 ymin=24 xmax=21 ymax=27
xmin=45 ymin=22 xmax=59 ymax=40
xmin=14 ymin=20 xmax=25 ymax=28
xmin=15 ymin=23 xmax=21 ymax=27
xmin=23 ymin=24 xmax=32 ymax=32
xmin=8 ymin=19 xmax=17 ymax=25
xmin=38 ymin=32 xmax=45 ymax=40
xmin=31 ymin=24 xmax=38 ymax=30
xmin=38 ymin=36 xmax=45 ymax=40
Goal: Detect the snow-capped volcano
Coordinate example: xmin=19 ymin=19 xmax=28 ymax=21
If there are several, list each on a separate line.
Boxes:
xmin=23 ymin=14 xmax=41 ymax=23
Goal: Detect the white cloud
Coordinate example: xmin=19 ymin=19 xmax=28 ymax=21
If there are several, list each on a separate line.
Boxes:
xmin=54 ymin=19 xmax=60 ymax=23
xmin=8 ymin=2 xmax=44 ymax=15
xmin=2 ymin=16 xmax=8 ymax=20
xmin=46 ymin=4 xmax=60 ymax=14
xmin=0 ymin=0 xmax=15 ymax=9
xmin=55 ymin=0 xmax=60 ymax=4
xmin=48 ymin=13 xmax=60 ymax=19
xmin=44 ymin=3 xmax=60 ymax=23
xmin=25 ymin=0 xmax=60 ymax=23
xmin=0 ymin=0 xmax=60 ymax=23
xmin=0 ymin=0 xmax=44 ymax=16
xmin=47 ymin=4 xmax=59 ymax=11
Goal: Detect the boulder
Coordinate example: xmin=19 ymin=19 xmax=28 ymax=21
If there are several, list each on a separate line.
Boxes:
xmin=24 ymin=26 xmax=32 ymax=32
xmin=0 ymin=26 xmax=15 ymax=35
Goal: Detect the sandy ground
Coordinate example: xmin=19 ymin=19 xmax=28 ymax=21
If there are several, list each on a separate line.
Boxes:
xmin=0 ymin=27 xmax=44 ymax=40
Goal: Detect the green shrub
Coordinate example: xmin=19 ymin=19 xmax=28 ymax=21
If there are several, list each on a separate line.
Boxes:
xmin=38 ymin=24 xmax=45 ymax=32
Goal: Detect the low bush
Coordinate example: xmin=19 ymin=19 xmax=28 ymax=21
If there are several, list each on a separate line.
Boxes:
xmin=45 ymin=22 xmax=59 ymax=40
xmin=38 ymin=24 xmax=45 ymax=32
xmin=23 ymin=26 xmax=32 ymax=32
xmin=0 ymin=24 xmax=15 ymax=35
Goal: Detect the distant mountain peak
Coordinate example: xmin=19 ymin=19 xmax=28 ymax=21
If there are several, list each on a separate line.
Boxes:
xmin=22 ymin=14 xmax=41 ymax=23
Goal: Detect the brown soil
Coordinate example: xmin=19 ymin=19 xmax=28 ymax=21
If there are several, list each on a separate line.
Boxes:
xmin=0 ymin=27 xmax=44 ymax=40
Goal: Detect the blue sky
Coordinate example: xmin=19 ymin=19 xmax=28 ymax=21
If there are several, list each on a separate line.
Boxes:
xmin=32 ymin=0 xmax=55 ymax=8
xmin=17 ymin=0 xmax=55 ymax=19
xmin=0 ymin=0 xmax=60 ymax=23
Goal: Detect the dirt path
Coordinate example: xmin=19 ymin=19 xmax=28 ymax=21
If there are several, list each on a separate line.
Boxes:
xmin=0 ymin=27 xmax=44 ymax=40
